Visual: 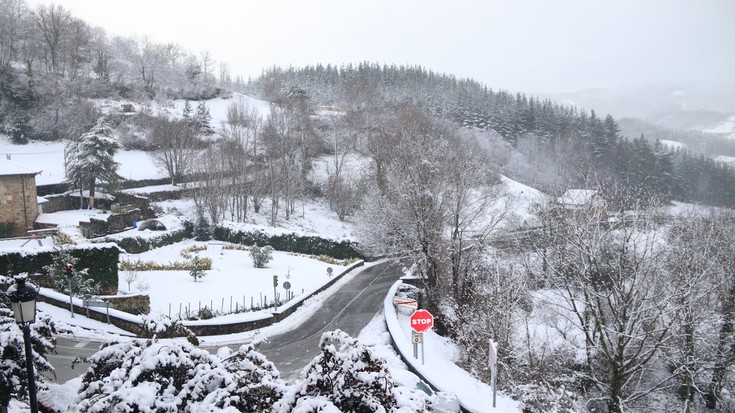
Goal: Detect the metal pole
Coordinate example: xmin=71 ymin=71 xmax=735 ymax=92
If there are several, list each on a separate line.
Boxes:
xmin=421 ymin=333 xmax=425 ymax=365
xmin=492 ymin=367 xmax=497 ymax=408
xmin=68 ymin=277 xmax=74 ymax=318
xmin=22 ymin=325 xmax=39 ymax=413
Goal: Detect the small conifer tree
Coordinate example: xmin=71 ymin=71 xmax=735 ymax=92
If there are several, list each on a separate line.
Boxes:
xmin=250 ymin=245 xmax=274 ymax=268
xmin=190 ymin=256 xmax=206 ymax=282
xmin=194 ymin=208 xmax=211 ymax=241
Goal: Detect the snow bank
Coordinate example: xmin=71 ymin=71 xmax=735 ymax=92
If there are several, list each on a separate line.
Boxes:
xmin=383 ymin=280 xmax=522 ymax=413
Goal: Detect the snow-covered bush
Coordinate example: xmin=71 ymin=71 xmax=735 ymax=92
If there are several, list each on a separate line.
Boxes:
xmin=250 ymin=245 xmax=274 ymax=268
xmin=277 ymin=330 xmax=427 ymax=413
xmin=508 ymin=382 xmax=578 ymax=413
xmin=188 ymin=344 xmax=287 ymax=412
xmin=140 ymin=312 xmax=199 ymax=345
xmin=0 ymin=276 xmax=57 ymax=411
xmin=77 ymin=339 xmax=285 ymax=413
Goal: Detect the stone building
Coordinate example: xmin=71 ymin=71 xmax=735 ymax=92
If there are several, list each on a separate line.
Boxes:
xmin=0 ymin=157 xmax=41 ymax=237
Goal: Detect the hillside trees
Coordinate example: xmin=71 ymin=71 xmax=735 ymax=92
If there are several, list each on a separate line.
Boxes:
xmin=0 ymin=0 xmax=30 ymax=68
xmin=64 ymin=117 xmax=121 ymax=209
xmin=356 ymin=104 xmax=509 ymax=322
xmin=247 ymin=64 xmax=735 ymax=209
xmin=678 ymin=211 xmax=735 ymax=409
xmin=531 ymin=202 xmax=679 ymax=412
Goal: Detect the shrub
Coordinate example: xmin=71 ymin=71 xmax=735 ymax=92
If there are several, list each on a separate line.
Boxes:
xmin=250 ymin=245 xmax=274 ymax=268
xmin=279 ymin=330 xmax=400 ymax=412
xmin=77 ymin=339 xmax=286 ymax=413
xmin=119 ymin=257 xmax=212 ymax=271
xmin=140 ymin=312 xmax=198 ymax=345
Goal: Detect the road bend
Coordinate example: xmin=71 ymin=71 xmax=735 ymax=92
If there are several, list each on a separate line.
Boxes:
xmin=256 ymin=259 xmax=403 ymax=380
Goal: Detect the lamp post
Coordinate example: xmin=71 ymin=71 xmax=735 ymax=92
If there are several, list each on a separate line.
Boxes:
xmin=6 ymin=276 xmax=39 ymax=413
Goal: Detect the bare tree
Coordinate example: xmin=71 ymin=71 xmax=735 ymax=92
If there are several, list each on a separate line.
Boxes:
xmin=538 ymin=203 xmax=677 ymax=412
xmin=123 ymin=268 xmax=140 ymax=292
xmin=34 ymin=3 xmax=73 ymax=76
xmin=0 ymin=0 xmax=30 ymax=67
xmin=218 ymin=100 xmax=263 ymax=221
xmin=148 ymin=116 xmax=198 ymax=186
xmin=261 ymin=107 xmax=303 ymax=226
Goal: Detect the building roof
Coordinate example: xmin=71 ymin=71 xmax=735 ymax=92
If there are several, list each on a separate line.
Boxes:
xmin=0 ymin=157 xmax=41 ymax=176
xmin=557 ymin=189 xmax=598 ymax=206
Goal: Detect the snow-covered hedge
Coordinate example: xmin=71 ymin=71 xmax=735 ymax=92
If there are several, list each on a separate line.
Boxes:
xmin=0 ymin=245 xmax=119 ymax=294
xmin=112 ymin=221 xmax=194 ymax=253
xmin=213 ymin=227 xmax=364 ymax=260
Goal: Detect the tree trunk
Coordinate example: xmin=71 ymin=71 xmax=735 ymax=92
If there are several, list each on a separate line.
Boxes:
xmin=706 ymin=313 xmax=733 ymax=408
xmin=88 ymin=176 xmax=96 ymax=209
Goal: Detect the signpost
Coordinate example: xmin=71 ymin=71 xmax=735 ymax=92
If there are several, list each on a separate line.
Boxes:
xmin=283 ymin=281 xmax=291 ymax=300
xmin=409 ymin=309 xmax=434 ymax=365
xmin=83 ymin=300 xmax=114 ymax=324
xmin=409 ymin=309 xmax=434 ymax=333
xmin=411 ymin=331 xmax=422 ymax=359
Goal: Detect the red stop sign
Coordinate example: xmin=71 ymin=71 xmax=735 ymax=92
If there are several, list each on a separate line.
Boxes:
xmin=410 ymin=309 xmax=434 ymax=333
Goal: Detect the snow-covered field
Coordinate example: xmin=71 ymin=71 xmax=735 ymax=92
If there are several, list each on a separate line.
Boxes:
xmin=120 ymin=239 xmax=347 ymax=317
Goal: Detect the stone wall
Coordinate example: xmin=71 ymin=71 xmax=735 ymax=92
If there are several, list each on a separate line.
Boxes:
xmin=0 ymin=174 xmax=38 ymax=236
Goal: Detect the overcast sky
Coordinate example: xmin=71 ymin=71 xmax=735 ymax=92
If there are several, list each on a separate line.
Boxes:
xmin=27 ymin=0 xmax=735 ymax=95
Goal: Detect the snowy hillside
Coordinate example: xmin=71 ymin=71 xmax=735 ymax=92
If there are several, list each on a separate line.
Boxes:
xmin=702 ymin=113 xmax=735 ymax=140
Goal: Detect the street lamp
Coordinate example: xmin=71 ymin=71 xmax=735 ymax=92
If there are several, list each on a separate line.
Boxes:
xmin=6 ymin=276 xmax=39 ymax=413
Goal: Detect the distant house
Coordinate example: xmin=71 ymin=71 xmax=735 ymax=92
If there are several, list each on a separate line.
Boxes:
xmin=0 ymin=157 xmax=41 ymax=236
xmin=555 ymin=189 xmax=608 ymax=220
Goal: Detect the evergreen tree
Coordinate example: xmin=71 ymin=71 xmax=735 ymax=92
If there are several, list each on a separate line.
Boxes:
xmin=194 ymin=208 xmax=211 ymax=241
xmin=64 ymin=117 xmax=121 ymax=209
xmin=249 ymin=245 xmax=274 ymax=268
xmin=189 ymin=256 xmax=206 ymax=282
xmin=194 ymin=101 xmax=212 ymax=133
xmin=182 ymin=100 xmax=192 ymax=122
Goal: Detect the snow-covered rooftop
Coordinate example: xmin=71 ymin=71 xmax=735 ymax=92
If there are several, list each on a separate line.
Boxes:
xmin=0 ymin=156 xmax=41 ymax=176
xmin=556 ymin=188 xmax=598 ymax=206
